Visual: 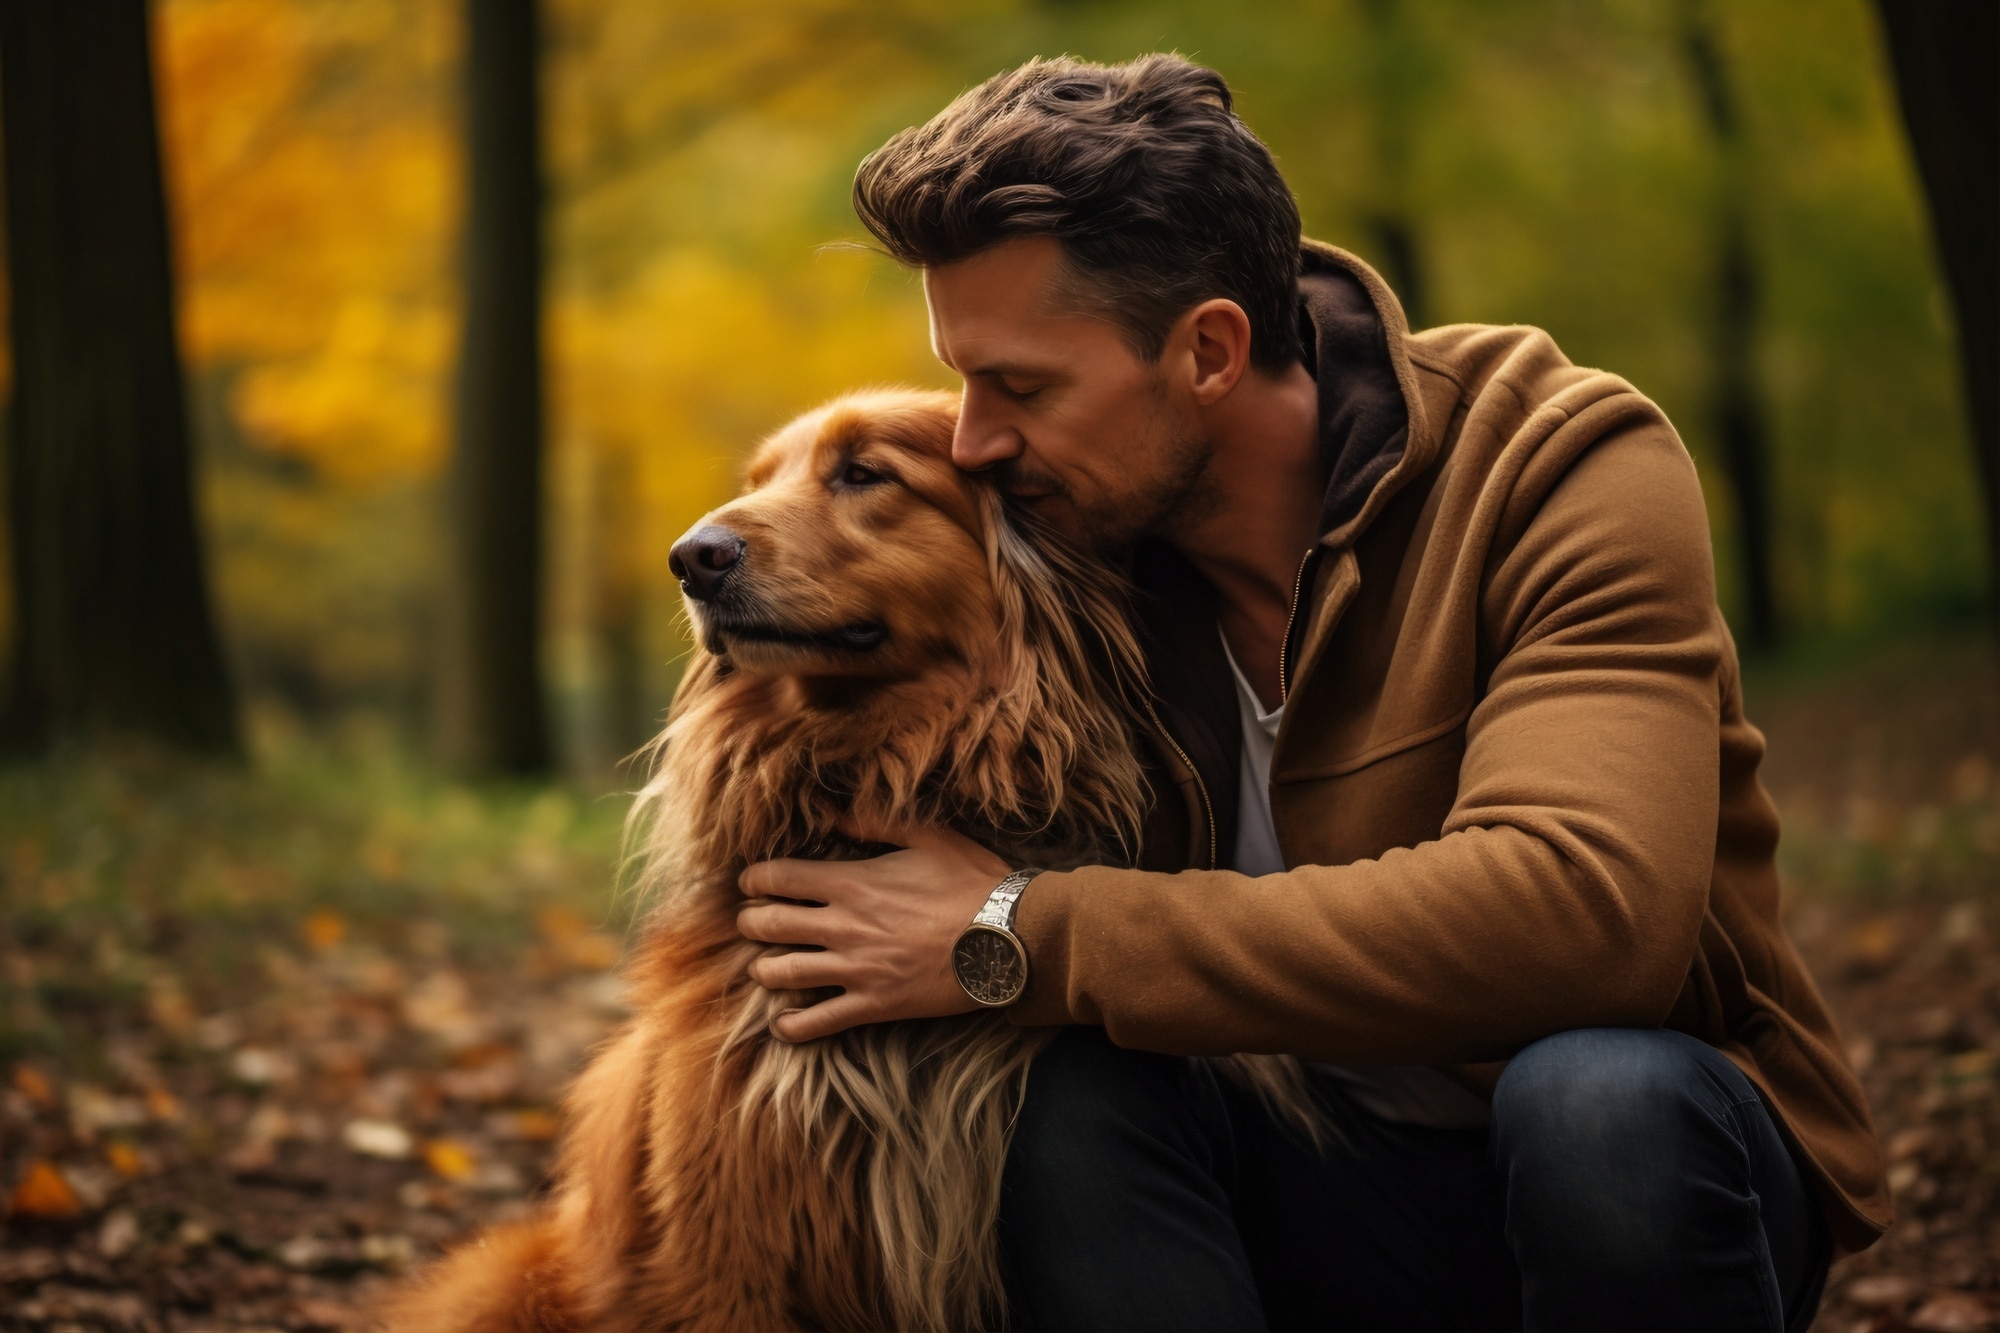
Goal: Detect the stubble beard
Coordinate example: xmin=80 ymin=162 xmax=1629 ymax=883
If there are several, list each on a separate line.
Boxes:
xmin=1090 ymin=425 xmax=1215 ymax=553
xmin=993 ymin=376 xmax=1219 ymax=554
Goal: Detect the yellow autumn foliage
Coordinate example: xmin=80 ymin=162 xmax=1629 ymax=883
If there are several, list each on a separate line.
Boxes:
xmin=126 ymin=0 xmax=1973 ymax=764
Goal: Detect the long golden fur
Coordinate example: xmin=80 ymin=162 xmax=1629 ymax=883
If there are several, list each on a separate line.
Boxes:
xmin=384 ymin=389 xmax=1313 ymax=1331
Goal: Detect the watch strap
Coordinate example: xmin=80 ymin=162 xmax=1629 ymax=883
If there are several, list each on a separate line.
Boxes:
xmin=972 ymin=867 xmax=1041 ymax=933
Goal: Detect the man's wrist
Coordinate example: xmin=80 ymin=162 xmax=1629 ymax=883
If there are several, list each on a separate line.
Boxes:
xmin=952 ymin=868 xmax=1041 ymax=1007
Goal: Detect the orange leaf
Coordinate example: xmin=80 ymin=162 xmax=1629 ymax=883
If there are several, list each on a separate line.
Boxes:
xmin=11 ymin=1065 xmax=55 ymax=1109
xmin=302 ymin=909 xmax=347 ymax=952
xmin=1843 ymin=917 xmax=1900 ymax=970
xmin=145 ymin=1087 xmax=184 ymax=1123
xmin=422 ymin=1138 xmax=477 ymax=1182
xmin=8 ymin=1160 xmax=82 ymax=1218
xmin=519 ymin=1109 xmax=559 ymax=1142
xmin=106 ymin=1142 xmax=146 ymax=1179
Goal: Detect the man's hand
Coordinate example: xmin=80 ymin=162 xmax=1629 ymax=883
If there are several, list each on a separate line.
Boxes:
xmin=737 ymin=824 xmax=1014 ymax=1042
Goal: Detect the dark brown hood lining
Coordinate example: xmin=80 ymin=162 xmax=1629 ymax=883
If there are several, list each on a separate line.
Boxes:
xmin=1299 ymin=256 xmax=1411 ymax=540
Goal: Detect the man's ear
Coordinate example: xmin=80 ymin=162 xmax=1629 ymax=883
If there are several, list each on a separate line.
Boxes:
xmin=1179 ymin=298 xmax=1254 ymax=405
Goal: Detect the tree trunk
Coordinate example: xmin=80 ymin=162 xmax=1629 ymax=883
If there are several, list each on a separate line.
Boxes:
xmin=0 ymin=0 xmax=240 ymax=755
xmin=1682 ymin=2 xmax=1781 ymax=650
xmin=436 ymin=0 xmax=550 ymax=774
xmin=1873 ymin=0 xmax=1999 ymax=625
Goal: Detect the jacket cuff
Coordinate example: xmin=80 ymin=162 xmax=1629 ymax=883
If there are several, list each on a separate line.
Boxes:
xmin=1006 ymin=867 xmax=1089 ymax=1027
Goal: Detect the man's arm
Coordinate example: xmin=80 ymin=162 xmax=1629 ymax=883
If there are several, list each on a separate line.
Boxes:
xmin=741 ymin=424 xmax=1723 ymax=1055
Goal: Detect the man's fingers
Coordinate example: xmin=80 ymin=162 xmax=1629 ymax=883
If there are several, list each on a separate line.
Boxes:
xmin=746 ymin=947 xmax=845 ymax=993
xmin=738 ymin=857 xmax=841 ymax=901
xmin=737 ymin=898 xmax=836 ymax=947
xmin=772 ymin=991 xmax=877 ymax=1043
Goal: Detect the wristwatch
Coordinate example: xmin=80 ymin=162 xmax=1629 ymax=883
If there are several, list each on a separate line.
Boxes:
xmin=951 ymin=868 xmax=1042 ymax=1008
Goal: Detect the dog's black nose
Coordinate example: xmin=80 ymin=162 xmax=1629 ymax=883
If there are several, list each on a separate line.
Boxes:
xmin=669 ymin=525 xmax=746 ymax=602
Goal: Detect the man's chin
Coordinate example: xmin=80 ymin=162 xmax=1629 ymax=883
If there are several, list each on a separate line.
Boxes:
xmin=1008 ymin=489 xmax=1167 ymax=553
xmin=1061 ymin=503 xmax=1153 ymax=555
xmin=1016 ymin=494 xmax=1104 ymax=547
xmin=1018 ymin=492 xmax=1069 ymax=523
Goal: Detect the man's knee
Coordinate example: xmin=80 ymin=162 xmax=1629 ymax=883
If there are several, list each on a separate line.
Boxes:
xmin=1495 ymin=1027 xmax=1742 ymax=1147
xmin=1491 ymin=1028 xmax=1759 ymax=1255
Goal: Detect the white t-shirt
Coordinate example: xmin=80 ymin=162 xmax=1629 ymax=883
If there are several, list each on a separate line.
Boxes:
xmin=1221 ymin=629 xmax=1491 ymax=1130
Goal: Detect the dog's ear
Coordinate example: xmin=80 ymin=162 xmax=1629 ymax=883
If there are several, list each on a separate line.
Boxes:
xmin=969 ymin=492 xmax=1149 ymax=862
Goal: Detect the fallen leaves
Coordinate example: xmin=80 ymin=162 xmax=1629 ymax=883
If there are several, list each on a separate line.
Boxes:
xmin=1799 ymin=900 xmax=2000 ymax=1333
xmin=8 ymin=1161 xmax=82 ymax=1219
xmin=303 ymin=908 xmax=349 ymax=952
xmin=489 ymin=1106 xmax=560 ymax=1143
xmin=1911 ymin=1293 xmax=1995 ymax=1333
xmin=0 ymin=887 xmax=623 ymax=1331
xmin=98 ymin=1207 xmax=139 ymax=1259
xmin=422 ymin=1137 xmax=477 ymax=1181
xmin=105 ymin=1142 xmax=148 ymax=1180
xmin=1848 ymin=1273 xmax=1924 ymax=1312
xmin=1845 ymin=916 xmax=1905 ymax=976
xmin=229 ymin=1046 xmax=299 ymax=1087
xmin=13 ymin=1064 xmax=56 ymax=1109
xmin=343 ymin=1117 xmax=414 ymax=1160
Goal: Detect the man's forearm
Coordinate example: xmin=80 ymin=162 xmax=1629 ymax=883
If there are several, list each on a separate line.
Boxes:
xmin=1008 ymin=817 xmax=1711 ymax=1062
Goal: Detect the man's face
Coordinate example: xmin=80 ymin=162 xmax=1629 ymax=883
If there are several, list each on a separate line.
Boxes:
xmin=924 ymin=237 xmax=1213 ymax=550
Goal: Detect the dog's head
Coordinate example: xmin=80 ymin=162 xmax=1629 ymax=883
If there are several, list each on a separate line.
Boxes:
xmin=659 ymin=388 xmax=1146 ymax=860
xmin=669 ymin=389 xmax=994 ymax=683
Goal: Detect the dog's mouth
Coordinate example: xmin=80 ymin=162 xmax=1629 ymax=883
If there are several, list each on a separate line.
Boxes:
xmin=699 ymin=611 xmax=888 ymax=657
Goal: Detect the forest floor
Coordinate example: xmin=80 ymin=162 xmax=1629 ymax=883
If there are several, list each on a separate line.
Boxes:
xmin=1 ymin=630 xmax=1997 ymax=1333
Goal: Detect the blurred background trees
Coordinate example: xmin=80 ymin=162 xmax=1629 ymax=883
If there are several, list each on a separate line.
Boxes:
xmin=437 ymin=0 xmax=551 ymax=776
xmin=1680 ymin=0 xmax=1780 ymax=650
xmin=0 ymin=0 xmax=239 ymax=757
xmin=0 ymin=0 xmax=1985 ymax=774
xmin=1873 ymin=0 xmax=1998 ymax=637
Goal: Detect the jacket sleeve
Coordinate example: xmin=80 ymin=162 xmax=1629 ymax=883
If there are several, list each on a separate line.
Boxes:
xmin=1007 ymin=425 xmax=1725 ymax=1062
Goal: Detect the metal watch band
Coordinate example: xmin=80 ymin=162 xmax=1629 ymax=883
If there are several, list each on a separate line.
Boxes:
xmin=972 ymin=868 xmax=1041 ymax=933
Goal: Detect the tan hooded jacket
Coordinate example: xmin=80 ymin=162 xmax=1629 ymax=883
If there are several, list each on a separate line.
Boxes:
xmin=1008 ymin=241 xmax=1890 ymax=1252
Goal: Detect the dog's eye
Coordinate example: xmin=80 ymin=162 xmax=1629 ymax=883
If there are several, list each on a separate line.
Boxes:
xmin=840 ymin=462 xmax=888 ymax=488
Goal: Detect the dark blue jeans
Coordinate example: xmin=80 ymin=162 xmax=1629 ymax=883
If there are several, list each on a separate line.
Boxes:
xmin=998 ymin=1027 xmax=1830 ymax=1332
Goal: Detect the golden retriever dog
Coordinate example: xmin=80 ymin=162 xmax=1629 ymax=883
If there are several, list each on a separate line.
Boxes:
xmin=385 ymin=388 xmax=1316 ymax=1332
xmin=383 ymin=388 xmax=1151 ymax=1332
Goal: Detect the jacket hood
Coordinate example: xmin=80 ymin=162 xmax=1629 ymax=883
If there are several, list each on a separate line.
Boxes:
xmin=1298 ymin=239 xmax=1436 ymax=550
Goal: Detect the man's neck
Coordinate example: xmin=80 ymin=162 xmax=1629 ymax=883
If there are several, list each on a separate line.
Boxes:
xmin=1172 ymin=359 xmax=1323 ymax=710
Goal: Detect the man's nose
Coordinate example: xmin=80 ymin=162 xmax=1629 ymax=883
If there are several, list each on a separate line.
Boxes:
xmin=668 ymin=525 xmax=746 ymax=601
xmin=952 ymin=402 xmax=1023 ymax=472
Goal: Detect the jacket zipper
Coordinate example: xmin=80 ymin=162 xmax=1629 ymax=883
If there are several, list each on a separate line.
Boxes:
xmin=1277 ymin=548 xmax=1316 ymax=703
xmin=1141 ymin=697 xmax=1217 ymax=871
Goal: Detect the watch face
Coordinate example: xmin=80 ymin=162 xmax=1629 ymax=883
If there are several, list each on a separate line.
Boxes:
xmin=953 ymin=925 xmax=1028 ymax=1007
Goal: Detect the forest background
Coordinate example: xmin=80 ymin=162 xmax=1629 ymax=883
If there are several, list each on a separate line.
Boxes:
xmin=10 ymin=0 xmax=1979 ymax=771
xmin=1 ymin=2 xmax=1996 ymax=1330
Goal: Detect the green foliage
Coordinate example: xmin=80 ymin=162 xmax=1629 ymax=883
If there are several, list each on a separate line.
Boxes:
xmin=0 ymin=723 xmax=629 ymax=1061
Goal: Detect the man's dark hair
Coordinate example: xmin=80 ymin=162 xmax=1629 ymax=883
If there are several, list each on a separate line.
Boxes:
xmin=853 ymin=54 xmax=1304 ymax=373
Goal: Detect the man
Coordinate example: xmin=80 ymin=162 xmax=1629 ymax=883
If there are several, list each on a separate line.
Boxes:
xmin=734 ymin=53 xmax=1887 ymax=1330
